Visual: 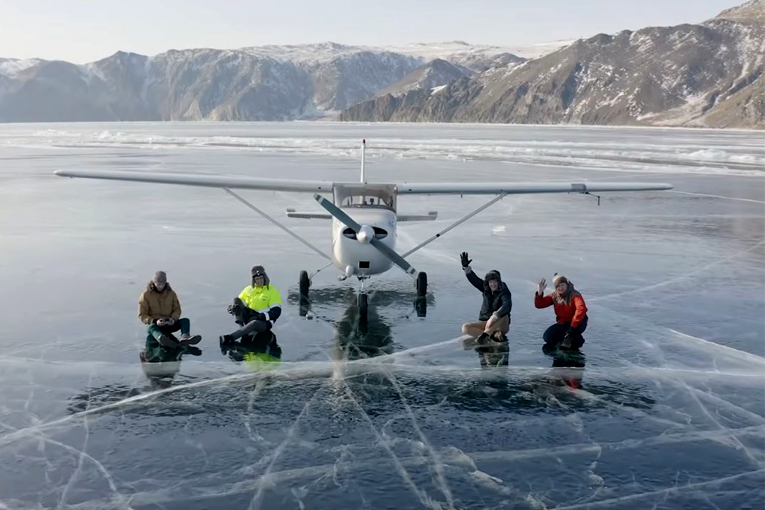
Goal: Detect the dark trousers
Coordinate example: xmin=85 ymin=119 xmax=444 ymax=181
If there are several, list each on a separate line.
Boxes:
xmin=230 ymin=298 xmax=271 ymax=340
xmin=146 ymin=318 xmax=191 ymax=348
xmin=543 ymin=316 xmax=588 ymax=348
xmin=144 ymin=319 xmax=193 ymax=361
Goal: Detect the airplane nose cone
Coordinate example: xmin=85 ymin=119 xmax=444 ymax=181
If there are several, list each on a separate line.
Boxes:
xmin=357 ymin=225 xmax=375 ymax=244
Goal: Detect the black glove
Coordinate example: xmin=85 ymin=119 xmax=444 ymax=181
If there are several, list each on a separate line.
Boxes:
xmin=564 ymin=327 xmax=576 ymax=339
xmin=227 ymin=302 xmax=243 ymax=315
xmin=460 ymin=252 xmax=472 ymax=268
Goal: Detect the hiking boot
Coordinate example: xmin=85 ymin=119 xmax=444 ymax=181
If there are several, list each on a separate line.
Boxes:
xmin=180 ymin=333 xmax=202 ymax=345
xmin=157 ymin=334 xmax=179 ymax=349
xmin=475 ymin=332 xmax=491 ymax=346
xmin=492 ymin=332 xmax=509 ymax=343
xmin=219 ymin=334 xmax=234 ymax=346
xmin=183 ymin=346 xmax=202 ymax=356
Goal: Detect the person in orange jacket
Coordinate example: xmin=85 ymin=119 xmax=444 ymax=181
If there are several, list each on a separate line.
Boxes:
xmin=534 ymin=274 xmax=588 ymax=349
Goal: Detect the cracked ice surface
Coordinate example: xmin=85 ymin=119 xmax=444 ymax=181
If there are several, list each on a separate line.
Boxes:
xmin=0 ymin=122 xmax=763 ymax=509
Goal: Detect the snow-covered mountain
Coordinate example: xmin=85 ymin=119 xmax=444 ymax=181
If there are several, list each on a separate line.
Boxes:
xmin=380 ymin=40 xmax=566 ymax=66
xmin=0 ymin=44 xmax=424 ymax=121
xmin=0 ymin=58 xmax=43 ymax=76
xmin=341 ymin=0 xmax=765 ymax=128
xmin=0 ymin=39 xmax=545 ymax=122
xmin=2 ymin=0 xmax=760 ymax=129
xmin=375 ymin=59 xmax=471 ymax=98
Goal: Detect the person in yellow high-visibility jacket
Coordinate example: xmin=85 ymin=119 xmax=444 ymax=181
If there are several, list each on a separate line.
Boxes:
xmin=220 ymin=265 xmax=282 ymax=345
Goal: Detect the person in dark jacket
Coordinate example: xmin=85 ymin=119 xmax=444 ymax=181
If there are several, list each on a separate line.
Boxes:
xmin=460 ymin=252 xmax=512 ymax=344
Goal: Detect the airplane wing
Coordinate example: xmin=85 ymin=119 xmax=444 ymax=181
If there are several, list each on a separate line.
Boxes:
xmin=396 ymin=182 xmax=673 ymax=195
xmin=54 ymin=169 xmax=333 ymax=193
xmin=55 ymin=170 xmax=672 ymax=196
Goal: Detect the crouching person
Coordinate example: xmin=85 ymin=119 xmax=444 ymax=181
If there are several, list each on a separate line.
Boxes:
xmin=535 ymin=274 xmax=588 ymax=350
xmin=459 ymin=252 xmax=512 ymax=345
xmin=220 ymin=265 xmax=282 ymax=345
xmin=139 ymin=271 xmax=202 ymax=350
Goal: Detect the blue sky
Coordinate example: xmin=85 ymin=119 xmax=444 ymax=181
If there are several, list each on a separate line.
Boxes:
xmin=0 ymin=0 xmax=744 ymax=63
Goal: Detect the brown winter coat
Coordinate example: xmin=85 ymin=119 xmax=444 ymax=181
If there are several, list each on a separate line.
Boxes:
xmin=138 ymin=282 xmax=181 ymax=325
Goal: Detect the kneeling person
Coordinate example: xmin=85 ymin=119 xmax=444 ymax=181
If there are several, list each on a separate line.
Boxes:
xmin=220 ymin=265 xmax=282 ymax=344
xmin=139 ymin=271 xmax=202 ymax=349
xmin=534 ymin=274 xmax=588 ymax=349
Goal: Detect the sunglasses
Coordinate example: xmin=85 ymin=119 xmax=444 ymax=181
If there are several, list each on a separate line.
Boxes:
xmin=253 ymin=273 xmax=265 ymax=278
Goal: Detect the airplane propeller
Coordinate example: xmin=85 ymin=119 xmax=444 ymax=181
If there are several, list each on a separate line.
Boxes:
xmin=313 ymin=194 xmax=418 ymax=279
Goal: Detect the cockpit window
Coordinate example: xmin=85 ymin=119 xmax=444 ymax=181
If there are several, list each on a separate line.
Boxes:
xmin=335 ymin=186 xmax=395 ymax=209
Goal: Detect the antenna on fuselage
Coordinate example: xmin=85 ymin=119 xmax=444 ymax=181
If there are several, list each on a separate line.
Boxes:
xmin=360 ymin=139 xmax=366 ymax=183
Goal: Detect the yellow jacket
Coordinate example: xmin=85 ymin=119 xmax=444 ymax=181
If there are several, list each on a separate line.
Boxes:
xmin=238 ymin=283 xmax=282 ymax=322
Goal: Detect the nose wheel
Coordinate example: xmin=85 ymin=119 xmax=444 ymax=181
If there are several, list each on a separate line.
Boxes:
xmin=358 ymin=292 xmax=368 ymax=321
xmin=357 ymin=276 xmax=369 ymax=321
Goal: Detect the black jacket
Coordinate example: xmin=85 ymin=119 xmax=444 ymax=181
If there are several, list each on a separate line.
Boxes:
xmin=465 ymin=269 xmax=512 ymax=321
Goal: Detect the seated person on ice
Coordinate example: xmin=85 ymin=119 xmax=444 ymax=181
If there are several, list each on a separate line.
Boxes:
xmin=220 ymin=265 xmax=282 ymax=345
xmin=534 ymin=274 xmax=588 ymax=350
xmin=138 ymin=271 xmax=202 ymax=350
xmin=459 ymin=252 xmax=512 ymax=344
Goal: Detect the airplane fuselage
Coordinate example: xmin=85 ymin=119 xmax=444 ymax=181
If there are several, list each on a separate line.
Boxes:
xmin=331 ymin=207 xmax=396 ymax=277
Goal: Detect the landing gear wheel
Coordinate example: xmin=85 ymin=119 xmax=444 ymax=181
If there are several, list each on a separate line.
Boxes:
xmin=416 ymin=271 xmax=428 ymax=297
xmin=299 ymin=270 xmax=310 ymax=299
xmin=358 ymin=293 xmax=368 ymax=321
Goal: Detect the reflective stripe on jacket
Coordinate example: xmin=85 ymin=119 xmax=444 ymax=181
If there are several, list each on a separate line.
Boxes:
xmin=238 ymin=284 xmax=282 ymax=322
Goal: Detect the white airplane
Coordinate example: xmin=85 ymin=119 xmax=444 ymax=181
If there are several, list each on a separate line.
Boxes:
xmin=55 ymin=140 xmax=672 ymax=318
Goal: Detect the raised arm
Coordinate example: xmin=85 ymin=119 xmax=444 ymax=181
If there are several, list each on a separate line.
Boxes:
xmin=534 ymin=278 xmax=553 ymax=308
xmin=460 ymin=252 xmax=484 ymax=291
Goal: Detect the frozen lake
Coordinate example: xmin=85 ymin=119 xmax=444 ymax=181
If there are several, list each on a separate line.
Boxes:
xmin=0 ymin=122 xmax=763 ymax=509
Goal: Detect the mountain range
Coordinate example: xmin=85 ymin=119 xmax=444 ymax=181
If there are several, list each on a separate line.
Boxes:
xmin=0 ymin=0 xmax=761 ymax=128
xmin=341 ymin=0 xmax=764 ymax=128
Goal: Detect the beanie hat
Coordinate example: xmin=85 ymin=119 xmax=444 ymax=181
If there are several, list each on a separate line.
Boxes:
xmin=552 ymin=274 xmax=568 ymax=287
xmin=153 ymin=271 xmax=167 ymax=284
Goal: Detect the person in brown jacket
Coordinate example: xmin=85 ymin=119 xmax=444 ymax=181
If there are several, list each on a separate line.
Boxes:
xmin=139 ymin=271 xmax=201 ymax=349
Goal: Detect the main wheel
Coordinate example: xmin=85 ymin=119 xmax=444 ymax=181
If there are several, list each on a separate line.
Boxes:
xmin=358 ymin=293 xmax=368 ymax=321
xmin=299 ymin=270 xmax=310 ymax=299
xmin=416 ymin=271 xmax=428 ymax=297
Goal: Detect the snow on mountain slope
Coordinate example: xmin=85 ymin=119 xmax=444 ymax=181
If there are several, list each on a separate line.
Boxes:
xmin=375 ymin=59 xmax=470 ymax=98
xmin=340 ymin=1 xmax=764 ymax=129
xmin=0 ymin=58 xmax=44 ymax=76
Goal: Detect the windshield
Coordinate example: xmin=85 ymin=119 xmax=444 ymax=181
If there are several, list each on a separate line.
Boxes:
xmin=334 ymin=185 xmax=396 ymax=209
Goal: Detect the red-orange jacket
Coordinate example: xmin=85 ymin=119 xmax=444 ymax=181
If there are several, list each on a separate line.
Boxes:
xmin=534 ymin=292 xmax=588 ymax=328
